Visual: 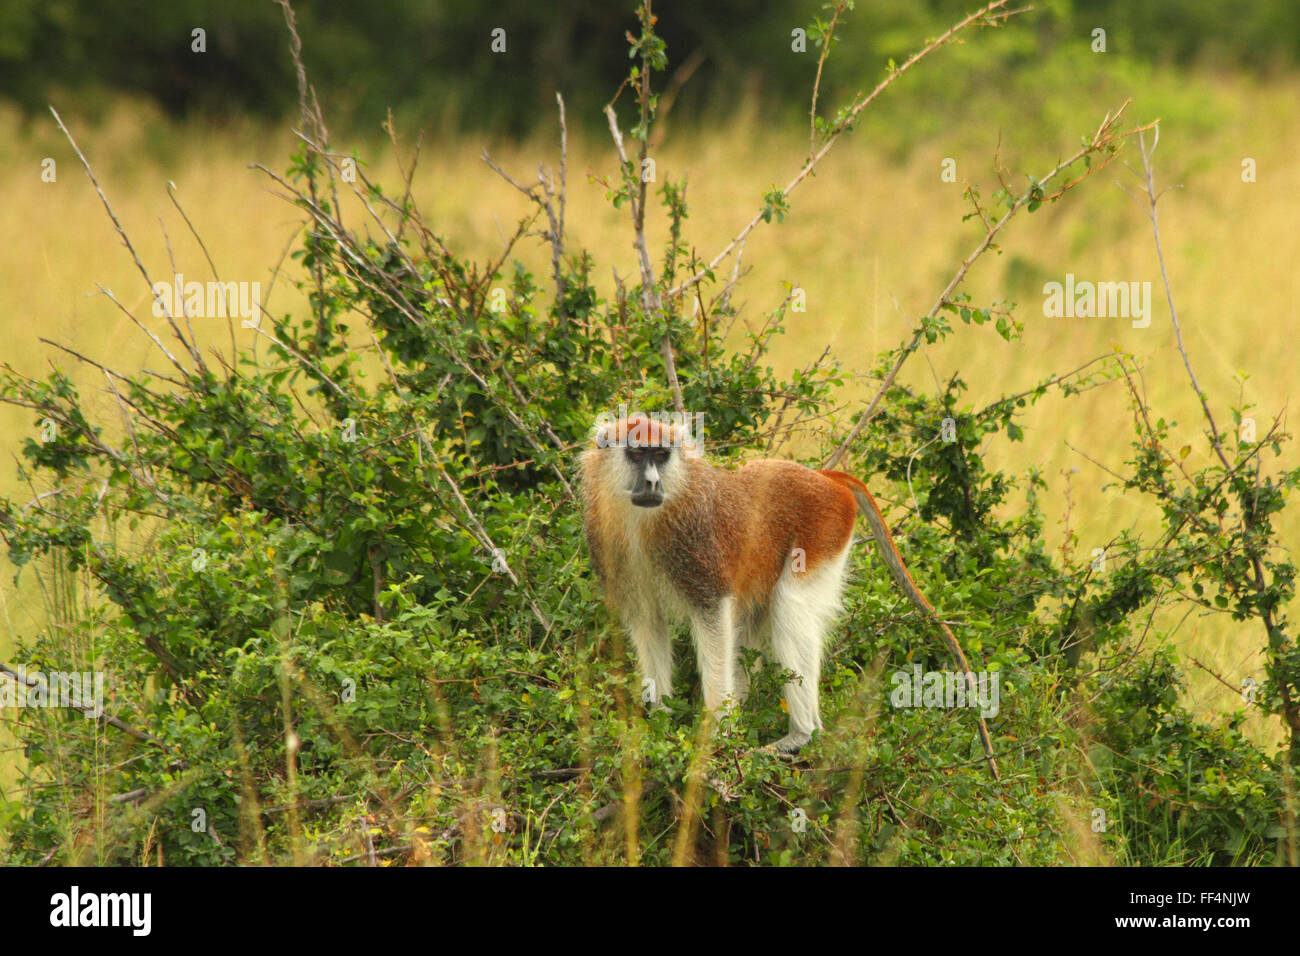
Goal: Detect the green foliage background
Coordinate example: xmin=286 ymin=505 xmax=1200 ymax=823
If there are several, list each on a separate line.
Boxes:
xmin=4 ymin=0 xmax=1300 ymax=134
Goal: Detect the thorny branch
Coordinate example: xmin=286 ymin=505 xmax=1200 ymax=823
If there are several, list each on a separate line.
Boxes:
xmin=825 ymin=102 xmax=1155 ymax=469
xmin=668 ymin=0 xmax=1027 ymax=301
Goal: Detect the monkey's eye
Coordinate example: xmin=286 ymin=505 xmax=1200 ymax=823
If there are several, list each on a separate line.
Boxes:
xmin=625 ymin=447 xmax=646 ymax=464
xmin=651 ymin=447 xmax=670 ymax=465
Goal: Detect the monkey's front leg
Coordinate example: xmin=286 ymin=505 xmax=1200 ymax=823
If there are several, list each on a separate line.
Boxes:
xmin=690 ymin=598 xmax=738 ymax=717
xmin=628 ymin=608 xmax=673 ymax=708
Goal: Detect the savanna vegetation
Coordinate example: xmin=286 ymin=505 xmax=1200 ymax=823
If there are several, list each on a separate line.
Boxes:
xmin=0 ymin=0 xmax=1297 ymax=865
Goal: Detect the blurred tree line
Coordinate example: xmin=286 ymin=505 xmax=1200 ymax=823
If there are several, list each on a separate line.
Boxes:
xmin=1 ymin=0 xmax=1297 ymax=134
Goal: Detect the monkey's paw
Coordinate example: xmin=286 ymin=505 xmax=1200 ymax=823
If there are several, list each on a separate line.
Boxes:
xmin=762 ymin=731 xmax=813 ymax=754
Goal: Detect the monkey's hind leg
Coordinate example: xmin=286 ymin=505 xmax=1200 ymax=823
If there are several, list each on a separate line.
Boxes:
xmin=765 ymin=549 xmax=849 ymax=753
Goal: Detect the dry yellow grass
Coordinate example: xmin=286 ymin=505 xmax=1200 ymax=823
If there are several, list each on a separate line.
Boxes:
xmin=2 ymin=67 xmax=1297 ymax=802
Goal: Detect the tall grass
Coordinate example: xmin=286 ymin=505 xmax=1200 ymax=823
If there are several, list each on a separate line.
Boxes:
xmin=2 ymin=61 xmax=1298 ymax=804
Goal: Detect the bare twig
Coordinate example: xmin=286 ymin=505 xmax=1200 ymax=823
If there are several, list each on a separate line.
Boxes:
xmin=0 ymin=663 xmax=166 ymax=748
xmin=808 ymin=1 xmax=847 ymax=160
xmin=825 ymin=103 xmax=1153 ymax=469
xmin=1135 ymin=128 xmax=1230 ymax=471
xmin=1188 ymin=656 xmax=1257 ymax=704
xmin=167 ymin=181 xmax=238 ymax=375
xmin=604 ymin=103 xmax=686 ymax=415
xmin=1134 ymin=127 xmax=1300 ymax=745
xmin=49 ymin=107 xmax=196 ymax=378
xmin=669 ymin=0 xmax=1027 ymax=300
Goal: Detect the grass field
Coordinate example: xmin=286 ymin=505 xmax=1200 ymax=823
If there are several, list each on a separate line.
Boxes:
xmin=2 ymin=59 xmax=1298 ymax=804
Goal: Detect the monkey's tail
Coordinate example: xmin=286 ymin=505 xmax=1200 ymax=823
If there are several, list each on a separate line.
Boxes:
xmin=845 ymin=480 xmax=1001 ymax=782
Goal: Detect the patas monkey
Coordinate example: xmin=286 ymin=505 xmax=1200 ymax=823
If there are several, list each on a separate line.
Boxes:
xmin=580 ymin=414 xmax=999 ymax=779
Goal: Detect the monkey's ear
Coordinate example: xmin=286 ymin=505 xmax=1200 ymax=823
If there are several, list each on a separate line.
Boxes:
xmin=591 ymin=416 xmax=616 ymax=449
xmin=668 ymin=420 xmax=702 ymax=459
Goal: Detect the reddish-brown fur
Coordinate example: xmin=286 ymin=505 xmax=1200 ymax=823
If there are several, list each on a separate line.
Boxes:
xmin=582 ymin=417 xmax=861 ymax=617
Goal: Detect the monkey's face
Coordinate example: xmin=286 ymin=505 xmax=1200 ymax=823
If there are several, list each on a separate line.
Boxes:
xmin=590 ymin=415 xmax=691 ymax=510
xmin=624 ymin=442 xmax=673 ymax=508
